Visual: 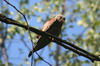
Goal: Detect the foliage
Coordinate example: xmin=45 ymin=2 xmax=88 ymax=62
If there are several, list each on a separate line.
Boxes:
xmin=0 ymin=0 xmax=100 ymax=66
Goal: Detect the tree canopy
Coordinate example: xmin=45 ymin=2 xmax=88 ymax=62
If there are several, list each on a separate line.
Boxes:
xmin=0 ymin=0 xmax=100 ymax=66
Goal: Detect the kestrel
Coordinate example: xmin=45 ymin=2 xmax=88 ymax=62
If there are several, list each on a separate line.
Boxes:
xmin=28 ymin=14 xmax=65 ymax=57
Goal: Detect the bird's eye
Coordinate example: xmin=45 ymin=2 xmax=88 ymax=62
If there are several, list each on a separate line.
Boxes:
xmin=63 ymin=18 xmax=65 ymax=20
xmin=60 ymin=16 xmax=62 ymax=19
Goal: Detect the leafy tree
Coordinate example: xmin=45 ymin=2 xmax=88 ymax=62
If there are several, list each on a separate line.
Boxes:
xmin=0 ymin=0 xmax=100 ymax=66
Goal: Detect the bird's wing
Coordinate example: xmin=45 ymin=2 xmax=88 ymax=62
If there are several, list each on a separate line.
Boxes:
xmin=42 ymin=18 xmax=56 ymax=31
xmin=37 ymin=18 xmax=56 ymax=38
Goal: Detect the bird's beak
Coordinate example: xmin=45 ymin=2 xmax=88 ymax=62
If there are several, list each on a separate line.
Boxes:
xmin=59 ymin=17 xmax=65 ymax=22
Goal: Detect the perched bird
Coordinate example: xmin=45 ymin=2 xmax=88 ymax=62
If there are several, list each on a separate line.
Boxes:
xmin=28 ymin=14 xmax=65 ymax=57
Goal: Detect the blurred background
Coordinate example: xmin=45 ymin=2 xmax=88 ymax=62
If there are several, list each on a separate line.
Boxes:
xmin=0 ymin=0 xmax=100 ymax=66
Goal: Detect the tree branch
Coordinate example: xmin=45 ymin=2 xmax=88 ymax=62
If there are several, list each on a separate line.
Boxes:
xmin=0 ymin=14 xmax=100 ymax=62
xmin=0 ymin=23 xmax=9 ymax=66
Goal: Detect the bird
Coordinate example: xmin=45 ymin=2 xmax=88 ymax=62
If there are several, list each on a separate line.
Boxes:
xmin=28 ymin=14 xmax=65 ymax=57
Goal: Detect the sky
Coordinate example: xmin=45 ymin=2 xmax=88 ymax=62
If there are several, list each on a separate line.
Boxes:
xmin=0 ymin=0 xmax=92 ymax=66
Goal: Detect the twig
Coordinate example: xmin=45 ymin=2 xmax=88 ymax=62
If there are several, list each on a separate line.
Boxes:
xmin=1 ymin=24 xmax=9 ymax=66
xmin=21 ymin=36 xmax=30 ymax=51
xmin=3 ymin=48 xmax=8 ymax=66
xmin=3 ymin=0 xmax=52 ymax=65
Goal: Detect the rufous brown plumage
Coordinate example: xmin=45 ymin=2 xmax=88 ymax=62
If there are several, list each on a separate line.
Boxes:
xmin=28 ymin=14 xmax=65 ymax=57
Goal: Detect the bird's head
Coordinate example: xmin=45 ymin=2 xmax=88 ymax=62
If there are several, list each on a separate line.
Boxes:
xmin=55 ymin=14 xmax=65 ymax=22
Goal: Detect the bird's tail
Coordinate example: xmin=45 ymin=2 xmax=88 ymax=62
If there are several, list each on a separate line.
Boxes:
xmin=28 ymin=51 xmax=33 ymax=57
